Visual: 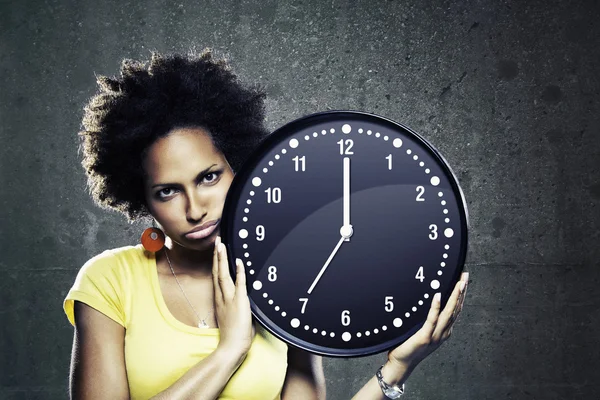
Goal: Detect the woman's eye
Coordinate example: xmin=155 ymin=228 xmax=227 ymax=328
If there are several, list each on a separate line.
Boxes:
xmin=203 ymin=172 xmax=220 ymax=184
xmin=158 ymin=188 xmax=176 ymax=198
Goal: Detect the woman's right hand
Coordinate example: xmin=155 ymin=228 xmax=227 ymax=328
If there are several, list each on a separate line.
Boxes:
xmin=212 ymin=236 xmax=255 ymax=362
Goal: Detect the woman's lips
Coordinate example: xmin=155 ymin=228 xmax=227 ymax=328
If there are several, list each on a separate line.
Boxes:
xmin=184 ymin=222 xmax=219 ymax=240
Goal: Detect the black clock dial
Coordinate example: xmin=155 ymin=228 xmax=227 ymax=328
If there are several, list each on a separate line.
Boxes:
xmin=221 ymin=111 xmax=468 ymax=357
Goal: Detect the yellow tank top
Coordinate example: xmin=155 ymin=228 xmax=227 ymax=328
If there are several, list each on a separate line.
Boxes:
xmin=64 ymin=245 xmax=288 ymax=400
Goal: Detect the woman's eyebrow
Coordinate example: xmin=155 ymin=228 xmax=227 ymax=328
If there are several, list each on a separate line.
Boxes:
xmin=151 ymin=164 xmax=218 ymax=189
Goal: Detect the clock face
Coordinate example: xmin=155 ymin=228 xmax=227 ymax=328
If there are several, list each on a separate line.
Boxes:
xmin=221 ymin=111 xmax=468 ymax=357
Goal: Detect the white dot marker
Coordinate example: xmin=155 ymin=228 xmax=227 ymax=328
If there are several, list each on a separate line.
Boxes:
xmin=263 ymin=292 xmax=268 ymax=298
xmin=281 ymin=312 xmax=286 ymax=317
xmin=281 ymin=149 xmax=287 ymax=154
xmin=374 ymin=328 xmax=379 ymax=334
xmin=431 ymin=280 xmax=441 ymax=290
xmin=405 ymin=312 xmax=410 ymax=318
xmin=438 ymin=270 xmax=443 ymax=276
xmin=443 ymin=209 xmax=448 ymax=214
xmin=275 ymin=154 xmax=280 ymax=159
xmin=275 ymin=306 xmax=280 ymax=311
xmin=431 ymin=176 xmax=440 ymax=186
xmin=419 ymin=161 xmax=425 ymax=167
xmin=441 ymin=262 xmax=446 ymax=267
xmin=252 ymin=177 xmax=262 ymax=187
xmin=444 ymin=228 xmax=454 ymax=238
xmin=239 ymin=229 xmax=248 ymax=239
xmin=445 ymin=245 xmax=450 ymax=249
xmin=330 ymin=332 xmax=335 ymax=337
xmin=406 ymin=149 xmax=412 ymax=154
xmin=357 ymin=332 xmax=362 ymax=338
xmin=365 ymin=331 xmax=371 ymax=336
xmin=321 ymin=330 xmax=326 ymax=336
xmin=342 ymin=332 xmax=352 ymax=342
xmin=304 ymin=135 xmax=310 ymax=140
xmin=246 ymin=199 xmax=252 ymax=204
xmin=262 ymin=168 xmax=268 ymax=173
xmin=243 ymin=244 xmax=248 ymax=249
xmin=358 ymin=128 xmax=364 ymax=133
xmin=268 ymin=161 xmax=273 ymax=166
xmin=384 ymin=136 xmax=389 ymax=141
xmin=375 ymin=132 xmax=380 ymax=138
xmin=425 ymin=168 xmax=430 ymax=173
xmin=321 ymin=130 xmax=326 ymax=134
xmin=304 ymin=325 xmax=309 ymax=330
xmin=289 ymin=138 xmax=299 ymax=148
xmin=413 ymin=155 xmax=418 ymax=160
xmin=253 ymin=281 xmax=263 ymax=290
xmin=412 ymin=307 xmax=417 ymax=312
xmin=393 ymin=138 xmax=403 ymax=148
xmin=382 ymin=325 xmax=388 ymax=331
xmin=424 ymin=294 xmax=430 ymax=299
xmin=313 ymin=132 xmax=318 ymax=137
xmin=445 ymin=218 xmax=450 ymax=223
xmin=291 ymin=318 xmax=300 ymax=328
xmin=243 ymin=217 xmax=248 ymax=222
xmin=342 ymin=124 xmax=351 ymax=134
xmin=438 ymin=191 xmax=443 ymax=197
xmin=330 ymin=128 xmax=335 ymax=133
xmin=249 ymin=269 xmax=255 ymax=275
xmin=393 ymin=318 xmax=403 ymax=327
xmin=313 ymin=328 xmax=318 ymax=333
xmin=244 ymin=208 xmax=249 ymax=213
xmin=269 ymin=299 xmax=273 ymax=305
xmin=418 ymin=300 xmax=423 ymax=305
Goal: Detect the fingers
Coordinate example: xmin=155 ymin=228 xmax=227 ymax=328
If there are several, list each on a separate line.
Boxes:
xmin=420 ymin=292 xmax=442 ymax=338
xmin=214 ymin=236 xmax=236 ymax=300
xmin=235 ymin=258 xmax=247 ymax=296
xmin=433 ymin=272 xmax=469 ymax=342
xmin=213 ymin=236 xmax=222 ymax=301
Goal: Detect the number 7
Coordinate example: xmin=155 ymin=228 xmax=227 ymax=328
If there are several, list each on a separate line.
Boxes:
xmin=299 ymin=298 xmax=308 ymax=314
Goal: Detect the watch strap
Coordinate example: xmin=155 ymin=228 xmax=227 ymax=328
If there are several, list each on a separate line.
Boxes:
xmin=376 ymin=364 xmax=405 ymax=399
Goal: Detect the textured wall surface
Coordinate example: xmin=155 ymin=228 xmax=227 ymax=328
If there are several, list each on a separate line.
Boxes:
xmin=1 ymin=0 xmax=599 ymax=399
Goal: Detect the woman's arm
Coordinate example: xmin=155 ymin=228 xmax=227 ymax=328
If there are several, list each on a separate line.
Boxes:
xmin=70 ymin=239 xmax=254 ymax=400
xmin=352 ymin=273 xmax=469 ymax=399
xmin=281 ymin=347 xmax=326 ymax=400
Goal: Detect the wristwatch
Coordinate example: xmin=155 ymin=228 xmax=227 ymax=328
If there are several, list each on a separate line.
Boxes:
xmin=376 ymin=365 xmax=405 ymax=399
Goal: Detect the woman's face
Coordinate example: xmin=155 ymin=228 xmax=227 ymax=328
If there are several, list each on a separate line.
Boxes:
xmin=142 ymin=126 xmax=234 ymax=251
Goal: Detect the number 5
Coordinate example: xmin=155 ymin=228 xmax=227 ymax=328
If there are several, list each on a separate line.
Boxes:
xmin=385 ymin=296 xmax=394 ymax=312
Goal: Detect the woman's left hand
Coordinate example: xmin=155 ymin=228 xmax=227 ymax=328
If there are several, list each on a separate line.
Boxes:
xmin=387 ymin=272 xmax=469 ymax=371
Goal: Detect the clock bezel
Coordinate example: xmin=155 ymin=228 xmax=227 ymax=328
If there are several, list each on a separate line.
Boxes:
xmin=221 ymin=110 xmax=469 ymax=357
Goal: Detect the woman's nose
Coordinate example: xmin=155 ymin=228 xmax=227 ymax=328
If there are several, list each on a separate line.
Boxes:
xmin=186 ymin=191 xmax=207 ymax=222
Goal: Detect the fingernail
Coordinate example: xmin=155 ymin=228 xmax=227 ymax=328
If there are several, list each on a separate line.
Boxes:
xmin=460 ymin=280 xmax=466 ymax=293
xmin=219 ymin=242 xmax=225 ymax=252
xmin=463 ymin=272 xmax=469 ymax=282
xmin=434 ymin=292 xmax=441 ymax=302
xmin=216 ymin=236 xmax=221 ymax=246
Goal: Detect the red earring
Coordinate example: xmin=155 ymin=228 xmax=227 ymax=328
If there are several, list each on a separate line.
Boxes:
xmin=141 ymin=227 xmax=165 ymax=252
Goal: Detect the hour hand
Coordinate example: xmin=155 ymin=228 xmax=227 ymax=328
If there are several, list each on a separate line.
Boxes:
xmin=307 ymin=235 xmax=345 ymax=295
xmin=342 ymin=157 xmax=353 ymax=241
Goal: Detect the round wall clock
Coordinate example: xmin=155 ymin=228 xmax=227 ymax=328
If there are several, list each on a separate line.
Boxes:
xmin=221 ymin=111 xmax=469 ymax=357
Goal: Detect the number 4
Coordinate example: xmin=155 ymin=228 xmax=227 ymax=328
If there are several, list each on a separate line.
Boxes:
xmin=416 ymin=266 xmax=425 ymax=282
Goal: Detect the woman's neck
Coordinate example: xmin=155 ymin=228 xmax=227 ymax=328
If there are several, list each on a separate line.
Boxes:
xmin=160 ymin=237 xmax=213 ymax=277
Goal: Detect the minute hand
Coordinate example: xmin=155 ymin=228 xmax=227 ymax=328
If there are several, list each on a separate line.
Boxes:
xmin=307 ymin=235 xmax=345 ymax=295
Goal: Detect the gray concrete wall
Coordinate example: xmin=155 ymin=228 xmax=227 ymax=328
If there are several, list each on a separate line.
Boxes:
xmin=1 ymin=0 xmax=599 ymax=398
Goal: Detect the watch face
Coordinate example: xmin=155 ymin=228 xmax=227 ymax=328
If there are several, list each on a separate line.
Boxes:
xmin=221 ymin=111 xmax=468 ymax=357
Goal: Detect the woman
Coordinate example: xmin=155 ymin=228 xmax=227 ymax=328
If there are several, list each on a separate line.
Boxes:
xmin=64 ymin=50 xmax=469 ymax=400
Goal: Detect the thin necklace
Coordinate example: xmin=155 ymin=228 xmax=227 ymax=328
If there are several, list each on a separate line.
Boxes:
xmin=164 ymin=249 xmax=213 ymax=328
